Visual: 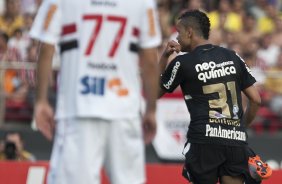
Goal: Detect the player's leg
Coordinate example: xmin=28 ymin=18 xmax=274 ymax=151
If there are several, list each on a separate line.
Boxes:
xmin=105 ymin=117 xmax=145 ymax=184
xmin=47 ymin=118 xmax=108 ymax=184
xmin=219 ymin=146 xmax=248 ymax=184
xmin=183 ymin=143 xmax=224 ymax=184
xmin=221 ymin=175 xmax=244 ymax=184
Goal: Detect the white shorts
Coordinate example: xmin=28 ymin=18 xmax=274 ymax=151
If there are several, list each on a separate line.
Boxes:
xmin=48 ymin=117 xmax=145 ymax=184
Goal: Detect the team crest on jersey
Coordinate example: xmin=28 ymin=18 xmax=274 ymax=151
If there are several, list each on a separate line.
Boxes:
xmin=232 ymin=105 xmax=239 ymax=119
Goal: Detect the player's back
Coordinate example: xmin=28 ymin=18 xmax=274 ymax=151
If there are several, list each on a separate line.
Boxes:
xmin=178 ymin=45 xmax=250 ymax=118
xmin=172 ymin=44 xmax=256 ymax=146
xmin=60 ymin=0 xmax=156 ymax=62
xmin=31 ymin=0 xmax=161 ymax=120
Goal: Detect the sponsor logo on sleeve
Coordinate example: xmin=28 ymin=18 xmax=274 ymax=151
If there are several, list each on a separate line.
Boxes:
xmin=147 ymin=8 xmax=157 ymax=36
xmin=163 ymin=61 xmax=180 ymax=89
xmin=43 ymin=4 xmax=57 ymax=31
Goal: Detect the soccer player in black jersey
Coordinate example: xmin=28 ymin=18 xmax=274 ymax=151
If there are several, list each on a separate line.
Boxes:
xmin=159 ymin=10 xmax=262 ymax=184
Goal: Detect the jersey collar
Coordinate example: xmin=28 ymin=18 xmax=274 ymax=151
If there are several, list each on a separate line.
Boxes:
xmin=193 ymin=44 xmax=214 ymax=52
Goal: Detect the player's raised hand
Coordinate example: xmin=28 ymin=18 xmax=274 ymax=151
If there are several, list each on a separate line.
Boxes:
xmin=34 ymin=101 xmax=55 ymax=141
xmin=163 ymin=40 xmax=181 ymax=58
xmin=142 ymin=111 xmax=157 ymax=145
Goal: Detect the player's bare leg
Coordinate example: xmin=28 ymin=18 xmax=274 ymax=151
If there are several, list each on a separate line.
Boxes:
xmin=221 ymin=175 xmax=244 ymax=184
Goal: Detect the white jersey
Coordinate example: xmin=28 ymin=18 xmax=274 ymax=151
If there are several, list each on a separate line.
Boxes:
xmin=30 ymin=0 xmax=161 ymax=120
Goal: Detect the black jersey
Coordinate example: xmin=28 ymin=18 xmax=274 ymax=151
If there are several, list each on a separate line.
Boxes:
xmin=160 ymin=44 xmax=256 ymax=146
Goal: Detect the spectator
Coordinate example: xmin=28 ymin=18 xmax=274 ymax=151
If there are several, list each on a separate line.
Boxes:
xmin=8 ymin=28 xmax=30 ymax=60
xmin=0 ymin=1 xmax=4 ymax=15
xmin=185 ymin=0 xmax=205 ymax=11
xmin=208 ymin=9 xmax=227 ymax=45
xmin=257 ymin=3 xmax=277 ymax=34
xmin=248 ymin=0 xmax=268 ymax=19
xmin=208 ymin=0 xmax=243 ymax=32
xmin=22 ymin=13 xmax=35 ymax=38
xmin=21 ymin=0 xmax=37 ymax=14
xmin=0 ymin=31 xmax=21 ymax=62
xmin=23 ymin=44 xmax=37 ymax=87
xmin=0 ymin=131 xmax=36 ymax=161
xmin=257 ymin=33 xmax=280 ymax=69
xmin=0 ymin=31 xmax=25 ymax=100
xmin=0 ymin=31 xmax=29 ymax=106
xmin=157 ymin=0 xmax=173 ymax=40
xmin=237 ymin=13 xmax=261 ymax=46
xmin=232 ymin=0 xmax=245 ymax=16
xmin=229 ymin=42 xmax=243 ymax=56
xmin=221 ymin=29 xmax=238 ymax=48
xmin=243 ymin=39 xmax=266 ymax=87
xmin=0 ymin=0 xmax=24 ymax=36
xmin=271 ymin=16 xmax=282 ymax=47
xmin=264 ymin=51 xmax=282 ymax=117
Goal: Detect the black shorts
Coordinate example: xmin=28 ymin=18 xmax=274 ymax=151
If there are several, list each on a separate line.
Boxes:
xmin=182 ymin=143 xmax=249 ymax=184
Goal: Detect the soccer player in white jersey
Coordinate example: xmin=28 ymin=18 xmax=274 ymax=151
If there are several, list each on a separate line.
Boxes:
xmin=30 ymin=0 xmax=162 ymax=183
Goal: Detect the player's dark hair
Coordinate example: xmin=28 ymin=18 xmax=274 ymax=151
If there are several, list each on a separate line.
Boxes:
xmin=178 ymin=10 xmax=210 ymax=40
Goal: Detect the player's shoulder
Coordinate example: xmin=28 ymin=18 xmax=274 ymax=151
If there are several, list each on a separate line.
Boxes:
xmin=109 ymin=0 xmax=157 ymax=15
xmin=214 ymin=45 xmax=235 ymax=54
xmin=121 ymin=0 xmax=156 ymax=5
xmin=174 ymin=53 xmax=192 ymax=62
xmin=144 ymin=0 xmax=158 ymax=6
xmin=38 ymin=0 xmax=60 ymax=9
xmin=42 ymin=0 xmax=60 ymax=4
xmin=127 ymin=0 xmax=158 ymax=10
xmin=170 ymin=53 xmax=194 ymax=68
xmin=212 ymin=45 xmax=240 ymax=60
xmin=177 ymin=50 xmax=203 ymax=60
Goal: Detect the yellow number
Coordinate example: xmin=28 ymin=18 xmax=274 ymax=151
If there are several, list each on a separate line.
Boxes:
xmin=203 ymin=82 xmax=237 ymax=118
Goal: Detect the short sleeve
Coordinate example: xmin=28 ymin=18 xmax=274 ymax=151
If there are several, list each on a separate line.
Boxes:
xmin=160 ymin=58 xmax=183 ymax=93
xmin=139 ymin=0 xmax=162 ymax=49
xmin=29 ymin=0 xmax=61 ymax=45
xmin=236 ymin=53 xmax=257 ymax=90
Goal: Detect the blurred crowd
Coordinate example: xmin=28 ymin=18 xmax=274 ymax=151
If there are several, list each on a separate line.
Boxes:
xmin=0 ymin=0 xmax=45 ymax=123
xmin=0 ymin=0 xmax=282 ymax=133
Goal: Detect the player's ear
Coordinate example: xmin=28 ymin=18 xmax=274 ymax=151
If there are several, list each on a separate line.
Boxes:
xmin=186 ymin=27 xmax=193 ymax=38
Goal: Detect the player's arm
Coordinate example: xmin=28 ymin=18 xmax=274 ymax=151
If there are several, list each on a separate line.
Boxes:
xmin=36 ymin=43 xmax=55 ymax=103
xmin=159 ymin=55 xmax=169 ymax=98
xmin=30 ymin=0 xmax=60 ymax=140
xmin=242 ymin=85 xmax=261 ymax=127
xmin=139 ymin=0 xmax=162 ymax=144
xmin=140 ymin=48 xmax=159 ymax=114
xmin=34 ymin=43 xmax=56 ymax=140
xmin=159 ymin=40 xmax=181 ymax=98
xmin=139 ymin=47 xmax=159 ymax=144
xmin=234 ymin=52 xmax=261 ymax=127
